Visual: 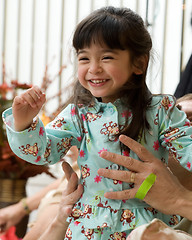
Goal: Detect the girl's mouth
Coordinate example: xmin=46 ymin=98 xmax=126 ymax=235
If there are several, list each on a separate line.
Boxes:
xmin=90 ymin=79 xmax=107 ymax=84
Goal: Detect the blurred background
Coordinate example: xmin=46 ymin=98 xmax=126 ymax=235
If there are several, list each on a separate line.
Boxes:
xmin=0 ymin=0 xmax=192 ymax=227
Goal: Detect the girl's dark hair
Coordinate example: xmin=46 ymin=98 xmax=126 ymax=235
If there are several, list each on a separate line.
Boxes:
xmin=72 ymin=6 xmax=153 ymax=142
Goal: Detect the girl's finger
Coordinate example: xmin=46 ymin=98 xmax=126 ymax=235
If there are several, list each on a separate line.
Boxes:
xmin=21 ymin=92 xmax=38 ymax=108
xmin=33 ymin=85 xmax=44 ymax=97
xmin=13 ymin=96 xmax=27 ymax=106
xmin=21 ymin=86 xmax=45 ymax=108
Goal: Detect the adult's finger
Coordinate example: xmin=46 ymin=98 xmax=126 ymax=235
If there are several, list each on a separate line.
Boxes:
xmin=61 ymin=174 xmax=83 ymax=209
xmin=64 ymin=172 xmax=79 ymax=196
xmin=59 ymin=183 xmax=84 ymax=220
xmin=97 ymin=168 xmax=141 ymax=184
xmin=64 ymin=184 xmax=83 ymax=204
xmin=119 ymin=135 xmax=157 ymax=163
xmin=104 ymin=188 xmax=136 ymax=200
xmin=62 ymin=161 xmax=75 ymax=181
xmin=100 ymin=150 xmax=144 ymax=173
xmin=0 ymin=223 xmax=6 ymax=233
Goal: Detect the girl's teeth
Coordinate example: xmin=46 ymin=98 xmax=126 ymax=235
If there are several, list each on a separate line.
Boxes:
xmin=91 ymin=79 xmax=106 ymax=83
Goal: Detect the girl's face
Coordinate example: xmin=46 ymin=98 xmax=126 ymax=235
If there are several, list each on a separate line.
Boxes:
xmin=77 ymin=43 xmax=141 ymax=103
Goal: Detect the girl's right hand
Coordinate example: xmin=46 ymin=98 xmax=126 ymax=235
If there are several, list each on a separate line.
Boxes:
xmin=12 ymin=86 xmax=46 ymax=131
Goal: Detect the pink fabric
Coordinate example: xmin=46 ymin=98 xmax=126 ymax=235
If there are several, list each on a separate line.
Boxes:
xmin=0 ymin=226 xmax=20 ymax=240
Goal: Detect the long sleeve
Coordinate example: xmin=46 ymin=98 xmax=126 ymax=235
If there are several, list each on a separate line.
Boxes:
xmin=2 ymin=105 xmax=81 ymax=165
xmin=157 ymin=95 xmax=192 ymax=171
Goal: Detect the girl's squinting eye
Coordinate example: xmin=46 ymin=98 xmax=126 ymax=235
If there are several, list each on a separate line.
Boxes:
xmin=78 ymin=57 xmax=89 ymax=61
xmin=102 ymin=56 xmax=114 ymax=60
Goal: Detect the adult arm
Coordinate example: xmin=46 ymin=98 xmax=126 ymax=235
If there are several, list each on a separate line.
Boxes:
xmin=23 ymin=162 xmax=82 ymax=240
xmin=98 ymin=135 xmax=192 ymax=220
xmin=37 ymin=162 xmax=83 ymax=240
xmin=0 ymin=147 xmax=78 ymax=235
xmin=0 ymin=178 xmax=61 ymax=234
xmin=168 ymin=155 xmax=192 ymax=191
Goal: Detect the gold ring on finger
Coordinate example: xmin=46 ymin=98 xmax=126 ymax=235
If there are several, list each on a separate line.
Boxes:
xmin=130 ymin=172 xmax=136 ymax=183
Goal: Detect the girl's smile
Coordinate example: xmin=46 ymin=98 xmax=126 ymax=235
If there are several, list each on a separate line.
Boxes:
xmin=77 ymin=43 xmax=140 ymax=103
xmin=88 ymin=78 xmax=109 ymax=88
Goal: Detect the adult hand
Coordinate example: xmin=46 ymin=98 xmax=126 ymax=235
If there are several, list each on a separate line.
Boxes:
xmin=38 ymin=162 xmax=83 ymax=240
xmin=98 ymin=135 xmax=191 ymax=217
xmin=177 ymin=99 xmax=192 ymax=121
xmin=56 ymin=161 xmax=83 ymax=225
xmin=0 ymin=202 xmax=26 ymax=234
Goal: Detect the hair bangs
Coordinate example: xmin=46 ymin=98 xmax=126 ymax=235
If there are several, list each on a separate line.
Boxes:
xmin=73 ymin=15 xmax=126 ymax=51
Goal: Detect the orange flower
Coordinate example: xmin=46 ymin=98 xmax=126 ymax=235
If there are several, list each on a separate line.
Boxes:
xmin=40 ymin=112 xmax=51 ymax=126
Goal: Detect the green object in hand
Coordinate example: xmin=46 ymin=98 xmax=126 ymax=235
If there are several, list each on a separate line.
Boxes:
xmin=135 ymin=173 xmax=156 ymax=200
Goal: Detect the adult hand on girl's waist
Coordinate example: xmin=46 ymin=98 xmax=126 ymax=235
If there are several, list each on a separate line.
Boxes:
xmin=98 ymin=135 xmax=192 ymax=220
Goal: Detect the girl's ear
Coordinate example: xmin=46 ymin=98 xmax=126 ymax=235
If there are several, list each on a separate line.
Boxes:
xmin=133 ymin=55 xmax=149 ymax=75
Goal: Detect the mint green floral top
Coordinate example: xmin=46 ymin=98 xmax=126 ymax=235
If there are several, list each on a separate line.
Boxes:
xmin=2 ymin=95 xmax=192 ymax=233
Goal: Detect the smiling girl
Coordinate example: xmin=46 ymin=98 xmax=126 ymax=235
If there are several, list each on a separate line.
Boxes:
xmin=3 ymin=6 xmax=192 ymax=239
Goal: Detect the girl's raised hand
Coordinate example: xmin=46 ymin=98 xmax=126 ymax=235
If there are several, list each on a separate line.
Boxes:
xmin=12 ymin=86 xmax=46 ymax=131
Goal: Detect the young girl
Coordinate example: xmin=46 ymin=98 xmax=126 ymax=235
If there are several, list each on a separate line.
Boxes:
xmin=3 ymin=6 xmax=192 ymax=239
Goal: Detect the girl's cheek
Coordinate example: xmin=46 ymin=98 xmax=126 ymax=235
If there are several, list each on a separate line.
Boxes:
xmin=78 ymin=68 xmax=87 ymax=81
xmin=78 ymin=67 xmax=84 ymax=77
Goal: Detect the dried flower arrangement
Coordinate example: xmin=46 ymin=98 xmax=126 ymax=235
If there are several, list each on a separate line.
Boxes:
xmin=0 ymin=59 xmax=67 ymax=180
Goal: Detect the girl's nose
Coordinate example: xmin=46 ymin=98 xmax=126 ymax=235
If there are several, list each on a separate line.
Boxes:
xmin=88 ymin=62 xmax=103 ymax=74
